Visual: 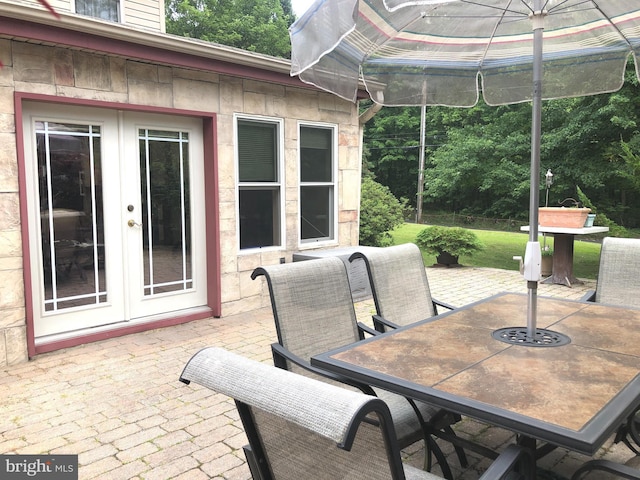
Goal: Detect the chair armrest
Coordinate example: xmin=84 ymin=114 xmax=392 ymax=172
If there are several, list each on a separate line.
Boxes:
xmin=581 ymin=290 xmax=596 ymax=302
xmin=433 ymin=298 xmax=456 ymax=313
xmin=271 ymin=343 xmax=376 ymax=395
xmin=572 ymin=459 xmax=640 ymax=479
xmin=357 ymin=322 xmax=380 ymax=338
xmin=479 ymin=444 xmax=535 ymax=480
xmin=373 ymin=314 xmax=401 ymax=332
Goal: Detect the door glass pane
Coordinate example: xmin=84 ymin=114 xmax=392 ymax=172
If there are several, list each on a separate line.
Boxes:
xmin=36 ymin=121 xmax=107 ymax=312
xmin=139 ymin=129 xmax=193 ymax=296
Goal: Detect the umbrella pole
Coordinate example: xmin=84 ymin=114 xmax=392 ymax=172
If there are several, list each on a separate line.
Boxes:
xmin=527 ymin=3 xmax=545 ymax=339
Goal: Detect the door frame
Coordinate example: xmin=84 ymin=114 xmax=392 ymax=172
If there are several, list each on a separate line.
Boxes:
xmin=16 ymin=92 xmax=221 ymax=357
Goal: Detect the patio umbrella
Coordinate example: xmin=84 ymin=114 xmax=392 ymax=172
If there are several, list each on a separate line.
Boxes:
xmin=289 ymin=0 xmax=640 ymax=342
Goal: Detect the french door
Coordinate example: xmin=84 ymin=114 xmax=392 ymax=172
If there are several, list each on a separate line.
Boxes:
xmin=23 ymin=103 xmax=207 ymax=340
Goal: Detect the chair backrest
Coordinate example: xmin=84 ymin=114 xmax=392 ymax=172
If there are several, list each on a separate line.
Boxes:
xmin=596 ymin=237 xmax=640 ymax=308
xmin=251 ymin=257 xmax=360 ymax=373
xmin=352 ymin=243 xmax=436 ymax=327
xmin=180 ymin=347 xmax=406 ymax=480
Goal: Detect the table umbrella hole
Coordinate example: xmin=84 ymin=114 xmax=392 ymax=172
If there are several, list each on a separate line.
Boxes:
xmin=492 ymin=327 xmax=571 ymax=347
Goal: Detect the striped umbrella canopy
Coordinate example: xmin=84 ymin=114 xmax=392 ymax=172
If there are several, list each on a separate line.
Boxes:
xmin=290 ymin=0 xmax=640 ymax=339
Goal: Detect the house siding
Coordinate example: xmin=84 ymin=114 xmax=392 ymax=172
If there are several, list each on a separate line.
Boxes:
xmin=0 ymin=29 xmax=362 ymax=366
xmin=124 ymin=0 xmax=165 ymax=31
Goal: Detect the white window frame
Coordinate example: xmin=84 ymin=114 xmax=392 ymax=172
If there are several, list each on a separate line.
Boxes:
xmin=235 ymin=114 xmax=285 ymax=253
xmin=298 ymin=121 xmax=338 ymax=247
xmin=71 ymin=0 xmax=124 ymax=23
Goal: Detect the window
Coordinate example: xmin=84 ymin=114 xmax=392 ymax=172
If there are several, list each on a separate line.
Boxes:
xmin=237 ymin=117 xmax=283 ymax=250
xmin=75 ymin=0 xmax=120 ymax=22
xmin=300 ymin=125 xmax=336 ymax=243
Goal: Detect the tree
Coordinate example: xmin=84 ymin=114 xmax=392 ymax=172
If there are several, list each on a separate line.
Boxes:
xmin=363 ymin=62 xmax=640 ymax=227
xmin=363 ymin=106 xmax=424 ymax=205
xmin=166 ymin=0 xmax=294 ymax=58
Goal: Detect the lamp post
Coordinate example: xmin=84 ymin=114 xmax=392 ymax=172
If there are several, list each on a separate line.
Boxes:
xmin=545 ymin=169 xmax=554 ymax=207
xmin=543 ymin=169 xmax=553 ymax=252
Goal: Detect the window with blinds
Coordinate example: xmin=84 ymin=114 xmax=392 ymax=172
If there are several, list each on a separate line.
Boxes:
xmin=237 ymin=118 xmax=282 ymax=250
xmin=300 ymin=125 xmax=336 ymax=243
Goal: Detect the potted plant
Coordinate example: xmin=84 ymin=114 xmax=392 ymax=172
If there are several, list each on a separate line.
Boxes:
xmin=415 ymin=226 xmax=484 ymax=267
xmin=539 ymin=197 xmax=591 ymax=228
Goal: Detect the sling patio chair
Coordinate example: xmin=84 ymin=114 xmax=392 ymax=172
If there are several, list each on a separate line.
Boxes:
xmin=572 ymin=459 xmax=640 ymax=479
xmin=251 ymin=257 xmax=469 ymax=479
xmin=581 ymin=237 xmax=640 ymax=308
xmin=349 ymin=243 xmax=513 ymax=462
xmin=349 ymin=243 xmax=456 ymax=333
xmin=581 ymin=237 xmax=640 ymax=455
xmin=179 ymin=347 xmax=536 ymax=480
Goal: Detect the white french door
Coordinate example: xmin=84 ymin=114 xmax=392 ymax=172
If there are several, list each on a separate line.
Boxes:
xmin=23 ymin=103 xmax=207 ymax=340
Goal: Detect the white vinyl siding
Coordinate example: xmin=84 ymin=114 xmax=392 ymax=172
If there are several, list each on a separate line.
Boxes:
xmin=124 ymin=0 xmax=164 ymax=31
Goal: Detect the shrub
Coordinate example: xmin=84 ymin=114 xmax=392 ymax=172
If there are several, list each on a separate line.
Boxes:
xmin=415 ymin=226 xmax=484 ymax=257
xmin=359 ymin=177 xmax=407 ymax=246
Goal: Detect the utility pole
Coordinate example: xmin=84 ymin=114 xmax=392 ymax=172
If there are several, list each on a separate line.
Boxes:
xmin=416 ymin=105 xmax=426 ymax=223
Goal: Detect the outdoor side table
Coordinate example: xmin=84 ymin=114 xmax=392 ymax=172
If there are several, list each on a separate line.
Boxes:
xmin=521 ymin=225 xmax=609 ymax=287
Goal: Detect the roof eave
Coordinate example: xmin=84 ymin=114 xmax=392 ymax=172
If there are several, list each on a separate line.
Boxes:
xmin=0 ymin=1 xmax=292 ymax=75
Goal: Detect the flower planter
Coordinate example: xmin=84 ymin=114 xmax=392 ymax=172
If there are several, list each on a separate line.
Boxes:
xmin=436 ymin=251 xmax=460 ymax=267
xmin=584 ymin=213 xmax=596 ymax=227
xmin=539 ymin=207 xmax=591 ymax=228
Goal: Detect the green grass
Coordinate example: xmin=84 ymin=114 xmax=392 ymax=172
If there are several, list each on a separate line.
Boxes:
xmin=391 ymin=223 xmax=602 ymax=279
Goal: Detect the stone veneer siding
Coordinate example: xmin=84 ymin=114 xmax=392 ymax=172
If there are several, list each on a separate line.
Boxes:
xmin=0 ymin=39 xmax=362 ymax=366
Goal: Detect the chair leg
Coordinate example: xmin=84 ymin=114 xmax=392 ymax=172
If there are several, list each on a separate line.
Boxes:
xmin=426 ymin=435 xmax=454 ymax=480
xmin=424 ymin=439 xmax=433 ymax=472
xmin=442 ymin=424 xmax=469 ymax=468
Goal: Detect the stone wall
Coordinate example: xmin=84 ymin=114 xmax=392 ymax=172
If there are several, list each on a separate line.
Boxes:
xmin=0 ymin=38 xmax=362 ymax=365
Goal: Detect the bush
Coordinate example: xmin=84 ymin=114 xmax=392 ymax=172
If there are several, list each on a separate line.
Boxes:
xmin=415 ymin=226 xmax=484 ymax=257
xmin=359 ymin=177 xmax=407 ymax=246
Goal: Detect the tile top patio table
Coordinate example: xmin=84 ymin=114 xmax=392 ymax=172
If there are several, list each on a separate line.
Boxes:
xmin=311 ymin=293 xmax=640 ymax=457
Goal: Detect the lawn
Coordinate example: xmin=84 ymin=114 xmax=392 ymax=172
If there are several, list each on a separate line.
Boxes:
xmin=391 ymin=223 xmax=602 ymax=279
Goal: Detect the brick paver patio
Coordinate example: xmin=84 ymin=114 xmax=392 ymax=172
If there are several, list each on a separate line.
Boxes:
xmin=1 ymin=266 xmax=635 ymax=479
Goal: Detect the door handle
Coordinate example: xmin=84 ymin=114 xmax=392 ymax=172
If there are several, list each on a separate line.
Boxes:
xmin=127 ymin=219 xmax=142 ymax=228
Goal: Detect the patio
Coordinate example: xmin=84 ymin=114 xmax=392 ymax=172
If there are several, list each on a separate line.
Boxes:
xmin=1 ymin=265 xmax=634 ymax=479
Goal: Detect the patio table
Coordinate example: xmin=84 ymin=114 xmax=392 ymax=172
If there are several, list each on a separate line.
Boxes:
xmin=311 ymin=293 xmax=640 ymax=466
xmin=520 ymin=226 xmax=609 ymax=287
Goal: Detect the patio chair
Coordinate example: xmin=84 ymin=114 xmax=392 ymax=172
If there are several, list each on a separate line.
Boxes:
xmin=251 ymin=257 xmax=468 ymax=479
xmin=581 ymin=237 xmax=640 ymax=455
xmin=179 ymin=347 xmax=535 ymax=480
xmin=581 ymin=237 xmax=640 ymax=308
xmin=572 ymin=459 xmax=640 ymax=479
xmin=349 ymin=243 xmax=455 ymax=332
